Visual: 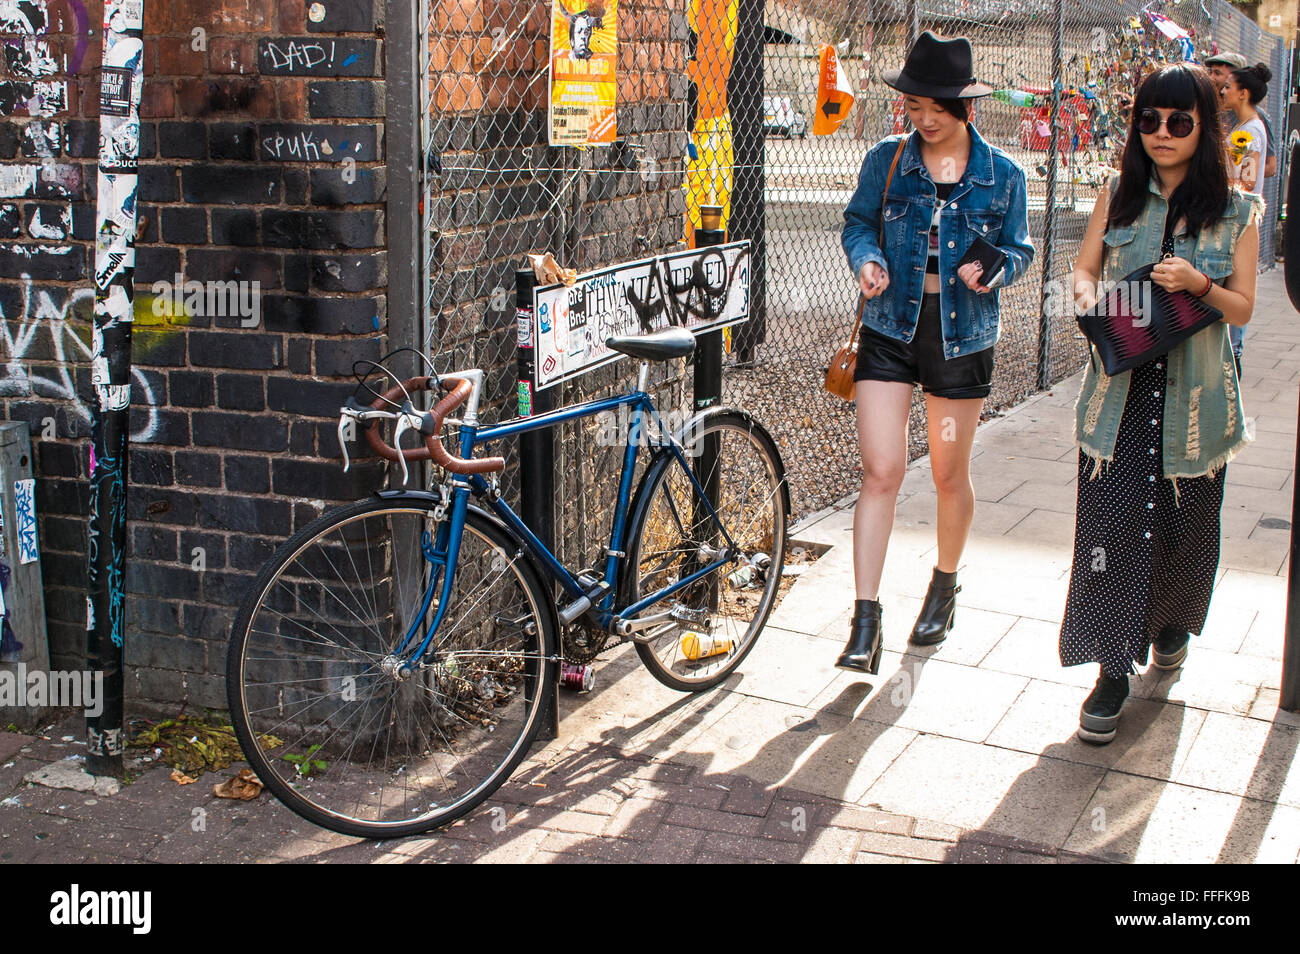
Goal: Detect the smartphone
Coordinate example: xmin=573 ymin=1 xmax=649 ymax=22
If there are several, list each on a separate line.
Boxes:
xmin=957 ymin=236 xmax=1008 ymax=285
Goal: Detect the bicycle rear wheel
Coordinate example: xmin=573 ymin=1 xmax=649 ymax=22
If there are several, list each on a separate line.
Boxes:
xmin=227 ymin=497 xmax=556 ymax=838
xmin=622 ymin=410 xmax=789 ymax=691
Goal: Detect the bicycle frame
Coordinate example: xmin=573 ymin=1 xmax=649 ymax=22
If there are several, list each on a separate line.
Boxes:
xmin=390 ymin=368 xmax=739 ymax=668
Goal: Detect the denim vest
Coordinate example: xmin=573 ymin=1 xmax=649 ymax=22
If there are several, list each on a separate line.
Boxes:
xmin=1073 ymin=178 xmax=1264 ymax=485
xmin=842 ymin=125 xmax=1035 ymax=358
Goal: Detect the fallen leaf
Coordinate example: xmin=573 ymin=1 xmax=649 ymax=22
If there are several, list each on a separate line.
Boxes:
xmin=213 ymin=768 xmax=264 ymax=801
xmin=170 ymin=768 xmax=196 ymax=785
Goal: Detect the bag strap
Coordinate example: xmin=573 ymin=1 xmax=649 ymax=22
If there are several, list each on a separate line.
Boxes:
xmin=849 ymin=136 xmax=909 ymax=341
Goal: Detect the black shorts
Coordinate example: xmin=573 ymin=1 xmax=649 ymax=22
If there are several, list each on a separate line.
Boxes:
xmin=854 ymin=294 xmax=994 ymax=400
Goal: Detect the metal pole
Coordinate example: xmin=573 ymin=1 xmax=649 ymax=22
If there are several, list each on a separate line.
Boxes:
xmin=693 ymin=211 xmax=725 ymax=610
xmin=1037 ymin=0 xmax=1064 ymax=392
xmin=85 ymin=0 xmax=145 ymax=775
xmin=907 ymin=0 xmax=919 ymax=45
xmin=516 ymin=268 xmax=560 ymax=737
xmin=1280 ymin=143 xmax=1300 ymax=711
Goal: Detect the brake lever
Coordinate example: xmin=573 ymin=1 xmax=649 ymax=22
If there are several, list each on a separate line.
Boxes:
xmin=338 ymin=412 xmax=355 ymax=473
xmin=391 ymin=412 xmax=414 ymax=486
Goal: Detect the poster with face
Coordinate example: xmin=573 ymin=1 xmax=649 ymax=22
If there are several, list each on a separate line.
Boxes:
xmin=549 ymin=0 xmax=617 ymax=146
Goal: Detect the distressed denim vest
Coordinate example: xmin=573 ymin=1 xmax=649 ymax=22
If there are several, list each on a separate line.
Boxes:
xmin=1073 ymin=178 xmax=1263 ymax=492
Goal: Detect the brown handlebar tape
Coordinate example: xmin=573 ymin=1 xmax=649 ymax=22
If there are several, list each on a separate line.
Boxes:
xmin=360 ymin=376 xmax=504 ymax=476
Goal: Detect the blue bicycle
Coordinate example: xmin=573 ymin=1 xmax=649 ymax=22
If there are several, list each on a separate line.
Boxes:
xmin=226 ymin=329 xmax=789 ymax=837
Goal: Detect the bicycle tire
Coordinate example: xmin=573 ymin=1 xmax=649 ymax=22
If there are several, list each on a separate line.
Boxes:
xmin=227 ymin=495 xmax=556 ymax=838
xmin=620 ymin=410 xmax=789 ymax=692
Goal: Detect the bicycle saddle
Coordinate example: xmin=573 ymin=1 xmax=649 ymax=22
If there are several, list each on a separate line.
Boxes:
xmin=605 ymin=327 xmax=696 ymax=361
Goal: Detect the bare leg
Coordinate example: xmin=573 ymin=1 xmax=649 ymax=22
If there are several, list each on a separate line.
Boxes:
xmin=923 ymin=393 xmax=984 ymax=572
xmin=853 ymin=379 xmax=914 ymax=599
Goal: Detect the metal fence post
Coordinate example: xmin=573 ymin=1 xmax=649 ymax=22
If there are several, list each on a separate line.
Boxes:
xmin=693 ymin=209 xmax=725 ymax=612
xmin=515 ymin=267 xmax=561 ymax=739
xmin=86 ymin=0 xmax=146 ymax=776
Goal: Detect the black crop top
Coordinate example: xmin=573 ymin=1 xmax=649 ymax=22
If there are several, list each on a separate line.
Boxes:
xmin=926 ymin=182 xmax=957 ymax=274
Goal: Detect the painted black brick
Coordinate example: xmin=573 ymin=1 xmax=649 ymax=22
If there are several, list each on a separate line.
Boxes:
xmin=309 ymin=167 xmax=385 ymax=205
xmin=35 ymin=477 xmax=89 ymax=516
xmin=139 ymin=165 xmax=179 ymax=202
xmin=124 ymin=631 xmax=206 ymax=673
xmin=201 ymin=570 xmax=257 ymax=606
xmin=135 ymin=203 xmax=159 ymax=242
xmin=167 ymin=370 xmax=214 ymax=407
xmin=284 ymin=253 xmax=310 ymax=292
xmin=128 ymin=488 xmax=201 ymax=526
xmin=265 ymin=377 xmax=352 ymax=418
xmin=314 ymin=337 xmax=380 ymax=376
xmin=260 ymin=294 xmax=381 ymax=335
xmin=271 ymin=457 xmax=385 ymax=500
xmin=227 ymin=535 xmax=277 ymax=572
xmin=159 ymin=121 xmax=207 ymax=159
xmin=209 ymin=209 xmax=260 ymax=246
xmin=287 ymin=337 xmax=311 ymax=374
xmin=192 ymin=411 xmax=287 ymax=451
xmin=125 ymin=560 xmax=202 ymax=601
xmin=135 ymin=246 xmax=182 ymax=285
xmin=35 ymin=439 xmax=80 ymax=478
xmin=174 ymin=450 xmax=223 ymax=488
xmin=0 ymin=204 xmax=18 ymax=237
xmin=160 ymin=206 xmax=207 ymax=244
xmin=70 ymin=202 xmax=95 ymax=240
xmin=179 ymin=530 xmax=226 ymax=570
xmin=185 ymin=248 xmax=280 ymax=286
xmin=224 ymin=455 xmax=270 ymax=494
xmin=216 ymin=372 xmax=266 ymax=411
xmin=283 ymin=168 xmax=308 ymax=205
xmin=133 ymin=326 xmax=187 ymax=368
xmin=288 ymin=421 xmax=315 ymax=455
xmin=181 ymin=165 xmax=280 ymax=205
xmin=189 ymin=331 xmax=283 ymax=370
xmin=258 ymin=123 xmax=379 ymax=162
xmin=310 ymin=252 xmax=385 ymax=292
xmin=261 ymin=209 xmax=382 ymax=249
xmin=0 ymin=244 xmax=83 ymax=279
xmin=305 ymin=0 xmax=373 ymax=32
xmin=257 ymin=37 xmax=380 ymax=76
xmin=126 ymin=597 xmax=181 ymax=637
xmin=308 ymin=80 xmax=383 ymax=118
xmin=131 ymin=408 xmax=191 ymax=446
xmin=0 ymin=122 xmax=17 ymax=157
xmin=131 ymin=447 xmax=174 ymax=486
xmin=209 ymin=122 xmax=257 ymax=160
xmin=196 ymin=494 xmax=291 ymax=534
xmin=182 ymin=602 xmax=236 ymax=643
xmin=132 ymin=525 xmax=179 ymax=562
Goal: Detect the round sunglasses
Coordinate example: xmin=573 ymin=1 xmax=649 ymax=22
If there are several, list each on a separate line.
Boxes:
xmin=1136 ymin=108 xmax=1198 ymax=138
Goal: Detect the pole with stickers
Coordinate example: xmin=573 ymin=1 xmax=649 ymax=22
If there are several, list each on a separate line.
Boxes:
xmin=86 ymin=0 xmax=145 ymax=775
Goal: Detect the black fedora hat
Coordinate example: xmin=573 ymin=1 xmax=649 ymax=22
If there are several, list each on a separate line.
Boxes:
xmin=882 ymin=31 xmax=993 ymax=99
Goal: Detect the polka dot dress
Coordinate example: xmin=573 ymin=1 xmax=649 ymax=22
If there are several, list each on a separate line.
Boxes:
xmin=1058 ymin=355 xmax=1227 ymax=677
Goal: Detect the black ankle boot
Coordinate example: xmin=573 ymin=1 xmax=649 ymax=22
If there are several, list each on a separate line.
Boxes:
xmin=909 ymin=567 xmax=960 ymax=646
xmin=836 ymin=599 xmax=883 ymax=674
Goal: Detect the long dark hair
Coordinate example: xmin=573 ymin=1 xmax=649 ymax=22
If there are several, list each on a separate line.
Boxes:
xmin=1107 ymin=64 xmax=1230 ymax=237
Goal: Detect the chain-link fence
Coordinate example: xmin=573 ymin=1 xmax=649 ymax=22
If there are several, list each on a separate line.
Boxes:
xmin=417 ymin=0 xmax=1287 ymax=566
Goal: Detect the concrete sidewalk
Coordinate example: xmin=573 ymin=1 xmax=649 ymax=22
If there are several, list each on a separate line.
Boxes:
xmin=3 ymin=272 xmax=1298 ymax=864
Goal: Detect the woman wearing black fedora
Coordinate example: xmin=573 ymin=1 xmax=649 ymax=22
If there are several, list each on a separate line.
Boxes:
xmin=837 ymin=32 xmax=1035 ymax=673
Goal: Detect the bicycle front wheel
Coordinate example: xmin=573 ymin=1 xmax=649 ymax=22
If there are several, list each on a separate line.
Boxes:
xmin=227 ymin=497 xmax=556 ymax=838
xmin=623 ymin=410 xmax=789 ymax=691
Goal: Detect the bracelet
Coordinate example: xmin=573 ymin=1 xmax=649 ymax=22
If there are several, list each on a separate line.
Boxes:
xmin=1197 ymin=271 xmax=1213 ymax=297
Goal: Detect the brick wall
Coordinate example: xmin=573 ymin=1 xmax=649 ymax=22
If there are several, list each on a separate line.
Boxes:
xmin=0 ymin=0 xmax=696 ymax=714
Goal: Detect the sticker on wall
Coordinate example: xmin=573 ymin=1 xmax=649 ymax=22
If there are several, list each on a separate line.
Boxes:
xmin=13 ymin=478 xmax=37 ymax=564
xmin=517 ymin=380 xmax=533 ymax=417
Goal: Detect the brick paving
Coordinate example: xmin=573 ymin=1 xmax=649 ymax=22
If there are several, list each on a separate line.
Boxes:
xmin=3 ymin=271 xmax=1299 ymax=864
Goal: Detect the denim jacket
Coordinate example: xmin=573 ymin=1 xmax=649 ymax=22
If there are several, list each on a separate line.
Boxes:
xmin=842 ymin=125 xmax=1035 ymax=358
xmin=1073 ymin=177 xmax=1264 ymax=486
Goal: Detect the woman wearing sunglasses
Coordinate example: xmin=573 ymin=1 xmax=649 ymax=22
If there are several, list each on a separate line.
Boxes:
xmin=837 ymin=32 xmax=1034 ymax=673
xmin=1060 ymin=64 xmax=1261 ymax=744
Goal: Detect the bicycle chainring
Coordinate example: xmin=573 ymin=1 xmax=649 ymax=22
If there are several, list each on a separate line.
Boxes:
xmin=562 ymin=620 xmax=613 ymax=664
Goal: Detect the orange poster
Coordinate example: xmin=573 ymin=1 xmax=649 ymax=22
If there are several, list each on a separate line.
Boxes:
xmin=549 ymin=0 xmax=617 ymax=146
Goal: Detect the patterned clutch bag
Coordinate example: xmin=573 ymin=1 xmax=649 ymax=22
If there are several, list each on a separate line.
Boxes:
xmin=1076 ymin=263 xmax=1224 ymax=376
